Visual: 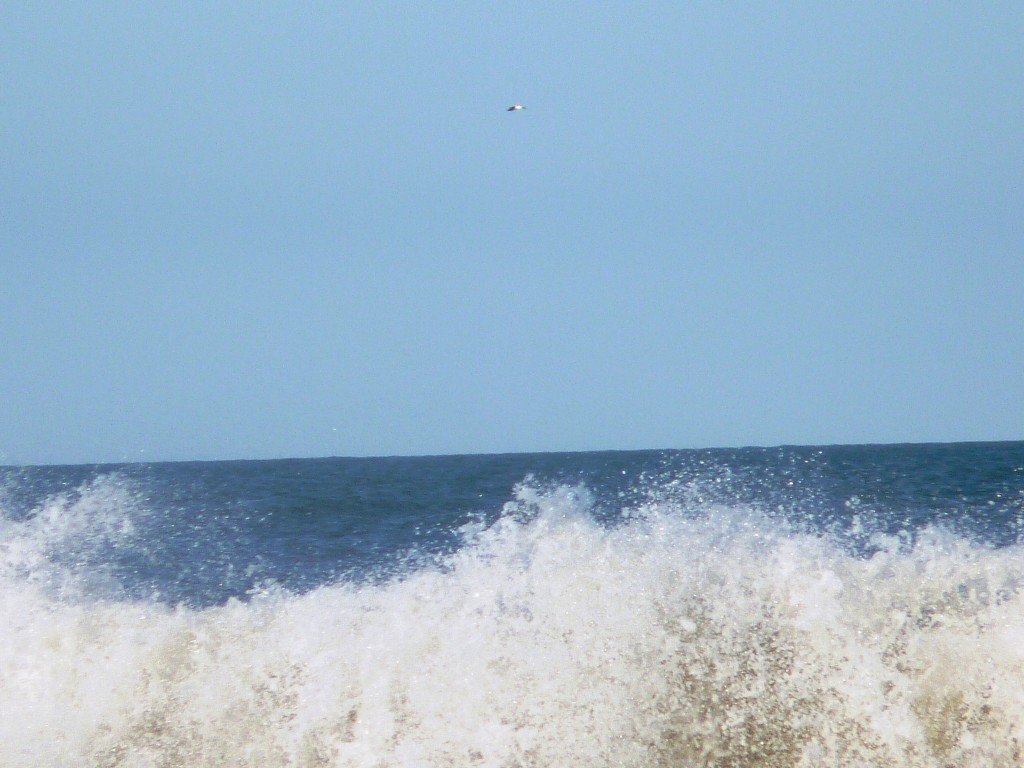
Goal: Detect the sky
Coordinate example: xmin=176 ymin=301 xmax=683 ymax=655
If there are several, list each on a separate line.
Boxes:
xmin=2 ymin=3 xmax=1023 ymax=465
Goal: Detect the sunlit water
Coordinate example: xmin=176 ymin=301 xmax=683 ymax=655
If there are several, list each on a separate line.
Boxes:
xmin=2 ymin=443 xmax=1023 ymax=767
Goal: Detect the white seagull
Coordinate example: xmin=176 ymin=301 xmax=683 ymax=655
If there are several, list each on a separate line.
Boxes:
xmin=506 ymin=105 xmax=526 ymax=112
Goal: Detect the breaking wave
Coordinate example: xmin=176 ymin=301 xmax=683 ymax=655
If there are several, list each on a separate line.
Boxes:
xmin=2 ymin=475 xmax=1024 ymax=766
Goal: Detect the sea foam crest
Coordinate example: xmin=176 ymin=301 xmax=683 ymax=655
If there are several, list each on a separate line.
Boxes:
xmin=0 ymin=473 xmax=138 ymax=599
xmin=2 ymin=479 xmax=1024 ymax=766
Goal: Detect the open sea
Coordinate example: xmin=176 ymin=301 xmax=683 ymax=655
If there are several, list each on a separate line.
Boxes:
xmin=2 ymin=442 xmax=1024 ymax=767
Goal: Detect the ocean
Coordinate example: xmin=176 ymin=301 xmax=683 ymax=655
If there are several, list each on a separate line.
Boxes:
xmin=2 ymin=442 xmax=1023 ymax=767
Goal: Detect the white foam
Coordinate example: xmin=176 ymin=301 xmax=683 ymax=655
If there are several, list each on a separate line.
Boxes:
xmin=2 ymin=479 xmax=1024 ymax=766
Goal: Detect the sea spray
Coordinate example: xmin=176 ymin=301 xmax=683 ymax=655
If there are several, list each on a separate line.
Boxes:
xmin=1 ymin=449 xmax=1023 ymax=766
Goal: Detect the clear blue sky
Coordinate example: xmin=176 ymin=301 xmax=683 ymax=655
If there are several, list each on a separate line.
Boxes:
xmin=3 ymin=3 xmax=1022 ymax=465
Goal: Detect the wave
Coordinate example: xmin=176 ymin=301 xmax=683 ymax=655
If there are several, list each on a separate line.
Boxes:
xmin=2 ymin=477 xmax=1024 ymax=766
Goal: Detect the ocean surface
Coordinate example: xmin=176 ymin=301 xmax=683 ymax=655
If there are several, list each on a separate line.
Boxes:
xmin=2 ymin=443 xmax=1024 ymax=767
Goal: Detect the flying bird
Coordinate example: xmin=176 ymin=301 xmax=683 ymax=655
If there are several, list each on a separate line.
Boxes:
xmin=506 ymin=105 xmax=526 ymax=112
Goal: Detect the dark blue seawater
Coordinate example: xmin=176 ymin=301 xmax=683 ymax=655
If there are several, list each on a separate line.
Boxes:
xmin=2 ymin=442 xmax=1023 ymax=766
